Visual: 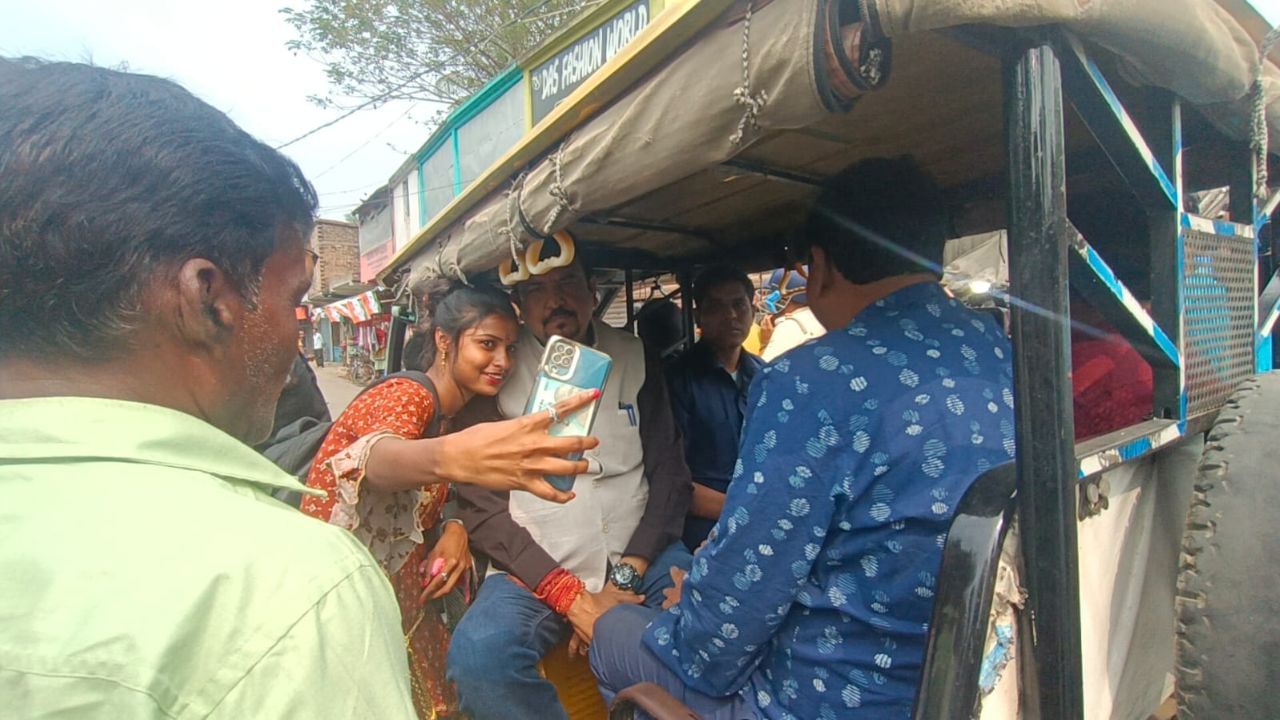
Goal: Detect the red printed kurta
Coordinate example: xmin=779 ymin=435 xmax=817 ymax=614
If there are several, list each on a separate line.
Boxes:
xmin=301 ymin=379 xmax=457 ymax=719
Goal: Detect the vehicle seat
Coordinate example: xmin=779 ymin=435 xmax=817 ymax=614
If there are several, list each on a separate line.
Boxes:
xmin=636 ymin=297 xmax=686 ymax=359
xmin=541 ymin=637 xmax=609 ymax=720
xmin=607 ymin=462 xmax=1018 ymax=720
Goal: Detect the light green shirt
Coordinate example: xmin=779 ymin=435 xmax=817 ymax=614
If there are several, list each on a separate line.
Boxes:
xmin=0 ymin=397 xmax=417 ymax=719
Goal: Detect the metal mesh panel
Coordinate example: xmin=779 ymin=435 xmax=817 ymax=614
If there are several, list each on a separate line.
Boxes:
xmin=1183 ymin=228 xmax=1256 ymax=417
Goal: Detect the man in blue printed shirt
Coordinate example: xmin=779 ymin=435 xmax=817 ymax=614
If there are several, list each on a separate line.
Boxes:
xmin=590 ymin=157 xmax=1016 ymax=719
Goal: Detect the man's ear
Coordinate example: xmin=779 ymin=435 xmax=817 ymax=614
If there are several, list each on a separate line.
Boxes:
xmin=174 ymin=258 xmax=242 ymax=347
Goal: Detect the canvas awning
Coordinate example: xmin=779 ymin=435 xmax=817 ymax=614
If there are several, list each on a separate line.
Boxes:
xmin=382 ymin=0 xmax=1280 ymax=288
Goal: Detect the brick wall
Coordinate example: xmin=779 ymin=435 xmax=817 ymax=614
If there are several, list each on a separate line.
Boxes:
xmin=310 ymin=219 xmax=359 ymax=296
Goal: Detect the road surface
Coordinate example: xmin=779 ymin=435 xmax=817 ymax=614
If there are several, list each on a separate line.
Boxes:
xmin=313 ymin=364 xmax=362 ymax=418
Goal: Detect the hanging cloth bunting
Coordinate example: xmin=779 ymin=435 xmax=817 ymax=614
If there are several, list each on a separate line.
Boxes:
xmin=312 ymin=290 xmax=383 ymax=324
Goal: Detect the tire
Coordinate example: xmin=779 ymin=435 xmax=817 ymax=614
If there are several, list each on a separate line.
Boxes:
xmin=1175 ymin=371 xmax=1280 ymax=719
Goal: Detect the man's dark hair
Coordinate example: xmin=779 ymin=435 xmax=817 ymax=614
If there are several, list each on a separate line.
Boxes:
xmin=0 ymin=57 xmax=318 ymax=361
xmin=692 ymin=264 xmax=754 ymax=307
xmin=798 ymin=156 xmax=948 ymax=284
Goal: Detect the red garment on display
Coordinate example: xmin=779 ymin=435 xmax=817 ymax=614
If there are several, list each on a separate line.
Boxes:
xmin=301 ymin=379 xmax=457 ymax=718
xmin=1071 ymin=331 xmax=1154 ymax=441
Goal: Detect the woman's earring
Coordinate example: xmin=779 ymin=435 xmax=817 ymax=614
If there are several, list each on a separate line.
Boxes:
xmin=440 ymin=349 xmax=447 ymax=365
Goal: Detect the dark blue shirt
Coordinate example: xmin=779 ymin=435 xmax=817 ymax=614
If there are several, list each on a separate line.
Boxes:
xmin=665 ymin=341 xmax=764 ymax=548
xmin=645 ymin=283 xmax=1015 ymax=719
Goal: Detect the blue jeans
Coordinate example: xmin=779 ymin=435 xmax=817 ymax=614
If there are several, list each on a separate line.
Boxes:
xmin=447 ymin=543 xmax=693 ymax=720
xmin=590 ymin=604 xmax=760 ymax=720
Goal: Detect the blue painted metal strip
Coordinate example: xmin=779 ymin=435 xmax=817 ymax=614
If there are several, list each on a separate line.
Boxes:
xmin=1172 ymin=100 xmax=1183 ymax=209
xmin=1177 ymin=228 xmax=1188 ymax=425
xmin=1076 ymin=240 xmax=1181 ymax=366
xmin=1075 ymin=420 xmax=1184 ymax=478
xmin=1257 ymin=333 xmax=1274 ymax=373
xmin=1064 ymin=35 xmax=1177 ymax=207
xmin=1180 ymin=213 xmax=1255 ymax=239
xmin=1125 ymin=435 xmax=1157 ymax=460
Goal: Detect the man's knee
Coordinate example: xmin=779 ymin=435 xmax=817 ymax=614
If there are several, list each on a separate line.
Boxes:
xmin=589 ymin=604 xmax=655 ymax=687
xmin=447 ymin=615 xmax=510 ymax=684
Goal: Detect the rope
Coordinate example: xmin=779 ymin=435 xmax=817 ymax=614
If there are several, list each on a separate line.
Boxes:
xmin=542 ymin=142 xmax=578 ymax=235
xmin=729 ymin=1 xmax=768 ymax=146
xmin=432 ymin=239 xmax=448 ymax=278
xmin=504 ymin=172 xmax=529 ymax=265
xmin=1251 ymin=25 xmax=1280 ymax=202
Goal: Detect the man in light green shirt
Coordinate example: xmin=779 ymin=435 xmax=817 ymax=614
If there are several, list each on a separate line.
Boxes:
xmin=0 ymin=397 xmax=418 ymax=718
xmin=0 ymin=58 xmax=596 ymax=718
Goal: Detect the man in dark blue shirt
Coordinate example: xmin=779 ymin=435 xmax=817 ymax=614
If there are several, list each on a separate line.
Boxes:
xmin=590 ymin=157 xmax=1015 ymax=719
xmin=666 ymin=265 xmax=764 ymax=550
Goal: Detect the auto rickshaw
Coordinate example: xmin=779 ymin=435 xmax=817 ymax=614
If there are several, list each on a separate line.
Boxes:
xmin=379 ymin=1 xmax=1280 ymax=717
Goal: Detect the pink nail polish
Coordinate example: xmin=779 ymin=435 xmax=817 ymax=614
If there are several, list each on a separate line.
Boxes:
xmin=430 ymin=557 xmax=446 ymax=577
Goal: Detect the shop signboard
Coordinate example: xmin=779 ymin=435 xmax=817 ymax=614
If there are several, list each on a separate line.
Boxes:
xmin=529 ymin=0 xmax=650 ymax=123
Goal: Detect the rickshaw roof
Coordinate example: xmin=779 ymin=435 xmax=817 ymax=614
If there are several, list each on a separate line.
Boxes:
xmin=382 ymin=0 xmax=1280 ymax=287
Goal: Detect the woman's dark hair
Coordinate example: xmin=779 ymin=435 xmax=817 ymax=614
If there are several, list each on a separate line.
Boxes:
xmin=0 ymin=57 xmax=317 ymax=361
xmin=415 ymin=278 xmax=517 ymax=368
xmin=401 ymin=332 xmax=430 ymax=373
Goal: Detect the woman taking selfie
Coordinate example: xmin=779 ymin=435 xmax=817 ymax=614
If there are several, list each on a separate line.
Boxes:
xmin=301 ymin=279 xmax=519 ymax=719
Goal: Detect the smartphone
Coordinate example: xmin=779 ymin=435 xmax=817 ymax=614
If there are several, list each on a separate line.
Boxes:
xmin=523 ymin=335 xmax=612 ymax=491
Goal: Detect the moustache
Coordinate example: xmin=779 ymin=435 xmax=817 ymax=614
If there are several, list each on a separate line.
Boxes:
xmin=545 ymin=307 xmax=576 ymax=322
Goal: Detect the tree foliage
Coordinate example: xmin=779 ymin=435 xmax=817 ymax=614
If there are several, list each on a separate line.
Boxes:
xmin=282 ymin=0 xmax=594 ymax=109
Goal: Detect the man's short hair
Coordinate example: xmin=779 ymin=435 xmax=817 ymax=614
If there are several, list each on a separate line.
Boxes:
xmin=692 ymin=264 xmax=753 ymax=308
xmin=798 ymin=156 xmax=948 ymax=285
xmin=0 ymin=58 xmax=318 ymax=361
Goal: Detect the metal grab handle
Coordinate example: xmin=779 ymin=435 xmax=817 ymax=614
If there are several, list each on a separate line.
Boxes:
xmin=609 ymin=683 xmax=701 ymax=720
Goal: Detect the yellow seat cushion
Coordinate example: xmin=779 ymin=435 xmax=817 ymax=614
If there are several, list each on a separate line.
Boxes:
xmin=540 ymin=638 xmax=609 ymax=720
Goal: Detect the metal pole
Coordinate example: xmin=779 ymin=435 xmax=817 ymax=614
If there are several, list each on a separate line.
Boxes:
xmin=625 ymin=269 xmax=637 ymax=333
xmin=387 ymin=308 xmax=408 ymax=374
xmin=1150 ymin=97 xmax=1183 ymax=420
xmin=1004 ymin=40 xmax=1085 ymax=720
xmin=678 ymin=269 xmax=696 ymax=351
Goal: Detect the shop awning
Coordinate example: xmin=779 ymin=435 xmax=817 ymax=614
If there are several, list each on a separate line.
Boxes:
xmin=311 ymin=290 xmax=383 ymax=324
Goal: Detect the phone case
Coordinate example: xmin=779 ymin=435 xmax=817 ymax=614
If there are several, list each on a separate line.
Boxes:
xmin=523 ymin=335 xmax=613 ymax=491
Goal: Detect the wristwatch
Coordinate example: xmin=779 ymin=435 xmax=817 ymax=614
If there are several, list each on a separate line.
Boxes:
xmin=608 ymin=561 xmax=642 ymax=592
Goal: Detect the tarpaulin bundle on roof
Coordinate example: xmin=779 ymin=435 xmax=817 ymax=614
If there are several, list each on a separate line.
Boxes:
xmin=384 ymin=0 xmax=1280 ymax=288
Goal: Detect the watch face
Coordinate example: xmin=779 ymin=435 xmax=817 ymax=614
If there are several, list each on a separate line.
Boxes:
xmin=612 ymin=563 xmax=639 ymax=588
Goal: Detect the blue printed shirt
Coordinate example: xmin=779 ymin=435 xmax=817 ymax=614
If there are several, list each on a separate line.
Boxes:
xmin=644 ymin=282 xmax=1015 ymax=719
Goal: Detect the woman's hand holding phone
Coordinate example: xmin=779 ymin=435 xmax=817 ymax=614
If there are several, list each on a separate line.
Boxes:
xmin=432 ymin=389 xmax=601 ymax=503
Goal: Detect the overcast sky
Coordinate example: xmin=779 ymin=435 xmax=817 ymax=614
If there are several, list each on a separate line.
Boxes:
xmin=0 ymin=0 xmax=441 ymax=221
xmin=3 ymin=0 xmax=1280 ymax=222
